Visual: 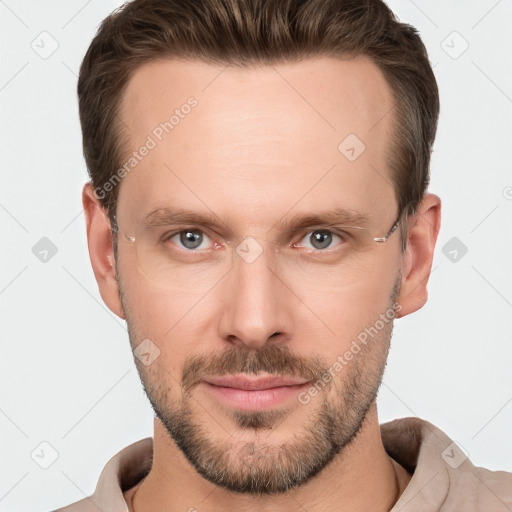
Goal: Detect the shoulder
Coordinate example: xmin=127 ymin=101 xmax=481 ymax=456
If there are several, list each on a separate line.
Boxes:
xmin=445 ymin=463 xmax=512 ymax=510
xmin=51 ymin=437 xmax=153 ymax=512
xmin=52 ymin=497 xmax=101 ymax=512
xmin=382 ymin=417 xmax=512 ymax=511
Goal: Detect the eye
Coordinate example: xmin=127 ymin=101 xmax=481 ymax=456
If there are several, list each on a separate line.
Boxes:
xmin=165 ymin=229 xmax=215 ymax=251
xmin=295 ymin=229 xmax=347 ymax=251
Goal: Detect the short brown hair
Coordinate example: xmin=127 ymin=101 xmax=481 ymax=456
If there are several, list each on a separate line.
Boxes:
xmin=78 ymin=0 xmax=439 ymax=252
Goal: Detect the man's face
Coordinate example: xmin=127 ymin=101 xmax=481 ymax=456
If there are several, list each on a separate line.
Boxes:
xmin=114 ymin=55 xmax=403 ymax=494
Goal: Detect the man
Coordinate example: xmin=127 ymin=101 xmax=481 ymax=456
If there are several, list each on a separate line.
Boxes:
xmin=55 ymin=0 xmax=512 ymax=510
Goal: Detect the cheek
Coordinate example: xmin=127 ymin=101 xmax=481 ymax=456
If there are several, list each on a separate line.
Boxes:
xmin=122 ymin=286 xmax=193 ymax=382
xmin=118 ymin=248 xmax=212 ymax=330
xmin=118 ymin=241 xmax=400 ymax=373
xmin=119 ymin=266 xmax=216 ymax=372
xmin=294 ymin=255 xmax=400 ymax=355
xmin=126 ymin=284 xmax=203 ymax=340
xmin=303 ymin=253 xmax=398 ymax=313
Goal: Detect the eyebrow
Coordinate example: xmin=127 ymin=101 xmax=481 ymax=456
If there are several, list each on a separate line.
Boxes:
xmin=142 ymin=206 xmax=371 ymax=232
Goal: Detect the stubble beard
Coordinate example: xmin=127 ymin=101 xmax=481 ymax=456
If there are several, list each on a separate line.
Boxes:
xmin=119 ymin=274 xmax=401 ymax=495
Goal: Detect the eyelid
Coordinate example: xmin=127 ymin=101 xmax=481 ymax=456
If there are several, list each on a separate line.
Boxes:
xmin=162 ymin=227 xmax=216 ymax=251
xmin=293 ymin=227 xmax=349 ymax=249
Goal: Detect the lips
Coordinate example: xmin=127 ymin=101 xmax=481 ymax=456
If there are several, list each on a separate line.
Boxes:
xmin=202 ymin=374 xmax=309 ymax=391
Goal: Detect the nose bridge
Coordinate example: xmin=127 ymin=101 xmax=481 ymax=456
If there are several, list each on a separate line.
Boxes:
xmin=218 ymin=236 xmax=290 ymax=348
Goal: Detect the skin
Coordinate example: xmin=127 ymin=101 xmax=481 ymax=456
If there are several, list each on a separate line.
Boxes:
xmin=83 ymin=55 xmax=441 ymax=511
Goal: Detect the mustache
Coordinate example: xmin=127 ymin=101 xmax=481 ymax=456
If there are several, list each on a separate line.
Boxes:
xmin=181 ymin=344 xmax=328 ymax=395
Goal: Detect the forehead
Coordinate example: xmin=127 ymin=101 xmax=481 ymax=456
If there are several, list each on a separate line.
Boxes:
xmin=117 ymin=55 xmax=397 ymax=227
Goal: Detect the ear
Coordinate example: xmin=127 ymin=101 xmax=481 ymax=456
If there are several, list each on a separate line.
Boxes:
xmin=82 ymin=183 xmax=126 ymax=319
xmin=395 ymin=193 xmax=441 ymax=318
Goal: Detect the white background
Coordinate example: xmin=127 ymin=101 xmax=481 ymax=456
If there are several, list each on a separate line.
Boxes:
xmin=1 ymin=1 xmax=511 ymax=510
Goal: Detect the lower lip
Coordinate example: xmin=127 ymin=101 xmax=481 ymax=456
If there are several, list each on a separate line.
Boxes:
xmin=201 ymin=382 xmax=311 ymax=411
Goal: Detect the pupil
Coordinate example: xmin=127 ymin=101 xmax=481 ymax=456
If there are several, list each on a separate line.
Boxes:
xmin=311 ymin=230 xmax=331 ymax=249
xmin=181 ymin=230 xmax=202 ymax=249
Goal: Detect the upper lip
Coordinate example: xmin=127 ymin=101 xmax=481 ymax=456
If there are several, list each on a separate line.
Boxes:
xmin=202 ymin=375 xmax=310 ymax=390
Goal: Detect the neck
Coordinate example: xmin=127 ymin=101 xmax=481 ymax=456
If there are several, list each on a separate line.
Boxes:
xmin=127 ymin=403 xmax=412 ymax=512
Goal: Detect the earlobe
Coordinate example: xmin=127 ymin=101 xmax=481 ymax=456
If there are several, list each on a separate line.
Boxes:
xmin=82 ymin=183 xmax=126 ymax=319
xmin=396 ymin=193 xmax=441 ymax=318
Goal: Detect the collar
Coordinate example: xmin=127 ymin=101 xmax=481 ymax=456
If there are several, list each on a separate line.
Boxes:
xmin=89 ymin=417 xmax=463 ymax=511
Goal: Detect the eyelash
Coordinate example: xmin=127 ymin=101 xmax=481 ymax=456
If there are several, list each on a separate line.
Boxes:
xmin=160 ymin=227 xmax=351 ymax=255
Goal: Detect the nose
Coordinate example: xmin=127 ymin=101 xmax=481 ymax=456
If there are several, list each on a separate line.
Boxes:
xmin=217 ymin=237 xmax=293 ymax=349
